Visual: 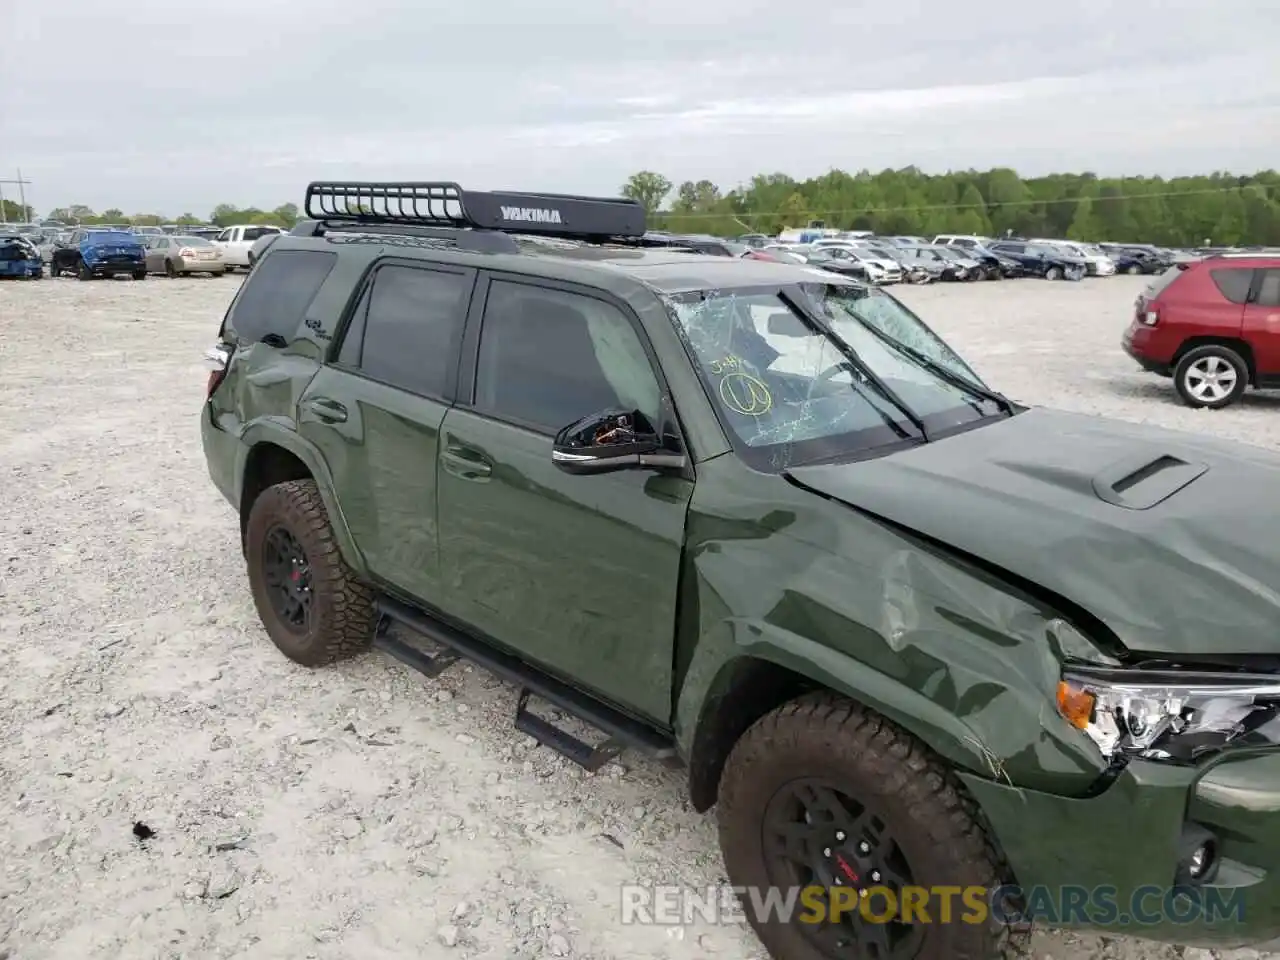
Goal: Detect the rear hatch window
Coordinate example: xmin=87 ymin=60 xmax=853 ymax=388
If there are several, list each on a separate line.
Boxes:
xmin=220 ymin=248 xmax=337 ymax=345
xmin=1142 ymin=264 xmax=1189 ymax=300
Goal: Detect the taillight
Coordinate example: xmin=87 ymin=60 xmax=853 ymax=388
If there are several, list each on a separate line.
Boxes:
xmin=178 ymin=247 xmax=196 ymax=258
xmin=203 ymin=343 xmax=232 ymax=398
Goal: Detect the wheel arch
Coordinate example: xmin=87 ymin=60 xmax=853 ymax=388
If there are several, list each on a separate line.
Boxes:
xmin=682 ymin=648 xmax=999 ymax=816
xmin=236 ymin=427 xmax=368 ymax=575
xmin=1172 ymin=336 xmax=1256 ymax=383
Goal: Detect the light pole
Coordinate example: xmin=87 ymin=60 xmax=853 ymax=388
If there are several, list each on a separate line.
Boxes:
xmin=0 ymin=171 xmax=34 ymax=222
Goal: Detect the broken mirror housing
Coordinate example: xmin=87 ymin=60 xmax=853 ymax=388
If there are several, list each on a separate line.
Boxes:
xmin=1057 ymin=665 xmax=1280 ymax=764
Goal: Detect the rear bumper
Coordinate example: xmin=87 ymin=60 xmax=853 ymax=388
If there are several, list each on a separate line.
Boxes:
xmin=177 ymin=257 xmax=226 ymax=273
xmin=1122 ymin=322 xmax=1174 ymax=374
xmin=84 ymin=258 xmax=144 ymax=274
xmin=200 ymin=412 xmax=239 ymax=509
xmin=962 ymin=751 xmax=1280 ymax=946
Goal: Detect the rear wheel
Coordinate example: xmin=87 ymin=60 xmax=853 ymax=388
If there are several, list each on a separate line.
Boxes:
xmin=717 ymin=694 xmax=1003 ymax=960
xmin=1044 ymin=265 xmax=1063 ymax=281
xmin=1174 ymin=344 xmax=1248 ymax=409
xmin=1126 ymin=264 xmax=1142 ymax=275
xmin=244 ymin=479 xmax=376 ymax=666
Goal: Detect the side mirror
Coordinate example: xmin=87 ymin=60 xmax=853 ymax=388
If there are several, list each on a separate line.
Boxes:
xmin=551 ymin=409 xmax=684 ymax=476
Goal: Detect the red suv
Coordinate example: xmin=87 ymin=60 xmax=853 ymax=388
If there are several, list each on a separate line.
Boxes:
xmin=1123 ymin=255 xmax=1280 ymax=408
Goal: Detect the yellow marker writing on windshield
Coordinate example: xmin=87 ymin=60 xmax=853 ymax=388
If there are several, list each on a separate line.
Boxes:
xmin=719 ymin=372 xmax=772 ymax=416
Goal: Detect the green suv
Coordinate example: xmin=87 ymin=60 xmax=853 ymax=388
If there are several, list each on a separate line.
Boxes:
xmin=202 ymin=181 xmax=1280 ymax=960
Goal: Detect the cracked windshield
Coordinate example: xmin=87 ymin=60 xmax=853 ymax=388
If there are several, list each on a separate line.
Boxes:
xmin=669 ymin=282 xmax=1000 ymax=460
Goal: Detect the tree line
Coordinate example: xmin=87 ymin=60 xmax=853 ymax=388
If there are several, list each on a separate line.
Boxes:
xmin=3 ymin=201 xmax=302 ymax=229
xmin=13 ymin=166 xmax=1280 ymax=246
xmin=619 ymin=168 xmax=1280 ymax=247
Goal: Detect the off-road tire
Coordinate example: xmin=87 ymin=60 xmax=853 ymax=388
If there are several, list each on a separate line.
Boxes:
xmin=1173 ymin=344 xmax=1249 ymax=410
xmin=244 ymin=479 xmax=376 ymax=667
xmin=718 ymin=693 xmax=1004 ymax=960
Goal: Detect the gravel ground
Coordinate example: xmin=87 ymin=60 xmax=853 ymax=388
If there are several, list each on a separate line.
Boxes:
xmin=1 ymin=272 xmax=1276 ymax=960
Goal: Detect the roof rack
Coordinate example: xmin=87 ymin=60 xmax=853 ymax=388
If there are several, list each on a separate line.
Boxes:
xmin=301 ymin=181 xmax=646 ymax=242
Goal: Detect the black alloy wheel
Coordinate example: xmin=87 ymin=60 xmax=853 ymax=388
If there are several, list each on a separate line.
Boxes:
xmin=764 ymin=779 xmax=925 ymax=958
xmin=261 ymin=524 xmax=313 ymax=633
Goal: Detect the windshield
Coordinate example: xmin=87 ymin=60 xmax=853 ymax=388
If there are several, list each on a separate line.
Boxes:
xmin=666 ymin=283 xmax=1001 ymax=469
xmin=84 ymin=231 xmax=138 ymax=245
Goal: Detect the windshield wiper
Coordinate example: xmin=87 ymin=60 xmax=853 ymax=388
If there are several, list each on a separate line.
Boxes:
xmin=854 ymin=321 xmax=1015 ymax=416
xmin=780 ymin=291 xmax=930 ymax=442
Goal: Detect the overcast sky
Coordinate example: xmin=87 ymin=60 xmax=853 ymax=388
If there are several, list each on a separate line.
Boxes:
xmin=4 ymin=0 xmax=1279 ymax=217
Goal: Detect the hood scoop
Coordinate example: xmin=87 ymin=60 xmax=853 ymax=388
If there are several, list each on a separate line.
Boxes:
xmin=1091 ymin=453 xmax=1208 ymax=510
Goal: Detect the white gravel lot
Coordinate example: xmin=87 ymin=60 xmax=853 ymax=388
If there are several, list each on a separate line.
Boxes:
xmin=1 ymin=272 xmax=1276 ymax=960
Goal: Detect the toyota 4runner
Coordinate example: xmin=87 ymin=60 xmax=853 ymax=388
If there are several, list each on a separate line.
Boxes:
xmin=202 ymin=181 xmax=1280 ymax=960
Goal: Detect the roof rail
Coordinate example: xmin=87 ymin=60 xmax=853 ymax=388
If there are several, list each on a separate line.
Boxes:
xmin=302 ymin=181 xmax=646 ymax=241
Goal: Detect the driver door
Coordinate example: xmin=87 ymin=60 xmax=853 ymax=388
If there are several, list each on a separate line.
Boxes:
xmin=435 ymin=275 xmax=692 ymax=722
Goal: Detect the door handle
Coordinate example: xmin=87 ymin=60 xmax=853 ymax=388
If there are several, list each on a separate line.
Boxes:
xmin=303 ymin=397 xmax=348 ymax=423
xmin=441 ymin=445 xmax=492 ymax=481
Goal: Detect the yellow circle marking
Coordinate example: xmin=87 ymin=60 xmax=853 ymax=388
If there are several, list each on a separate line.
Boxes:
xmin=719 ymin=372 xmax=772 ymax=416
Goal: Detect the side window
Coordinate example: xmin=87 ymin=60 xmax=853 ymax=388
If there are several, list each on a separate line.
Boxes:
xmin=356 ymin=265 xmax=471 ymax=398
xmin=242 ymin=227 xmax=265 ymax=242
xmin=1256 ymin=270 xmax=1280 ymax=307
xmin=216 ymin=229 xmax=231 ymax=242
xmin=1209 ymin=268 xmax=1254 ymax=305
xmin=473 ymin=280 xmax=661 ymax=435
xmin=226 ymin=249 xmax=337 ymax=344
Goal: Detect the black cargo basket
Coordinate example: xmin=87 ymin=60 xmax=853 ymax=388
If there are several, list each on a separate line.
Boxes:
xmin=302 ymin=181 xmax=646 ymax=242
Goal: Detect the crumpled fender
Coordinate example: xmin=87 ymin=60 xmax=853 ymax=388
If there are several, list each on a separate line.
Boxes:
xmin=673 ymin=478 xmax=1111 ymax=801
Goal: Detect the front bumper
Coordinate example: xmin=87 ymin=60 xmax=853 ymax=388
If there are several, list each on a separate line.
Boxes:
xmin=961 ymin=751 xmax=1280 ymax=946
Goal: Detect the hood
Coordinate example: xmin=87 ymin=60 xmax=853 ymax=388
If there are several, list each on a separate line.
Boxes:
xmin=787 ymin=407 xmax=1280 ymax=659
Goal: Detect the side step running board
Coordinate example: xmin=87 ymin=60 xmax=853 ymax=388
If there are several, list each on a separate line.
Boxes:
xmin=373 ymin=595 xmax=677 ymax=771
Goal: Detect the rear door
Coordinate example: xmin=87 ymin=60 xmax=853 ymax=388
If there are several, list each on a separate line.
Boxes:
xmin=1242 ymin=268 xmax=1280 ymax=378
xmin=435 ymin=275 xmax=692 ymax=722
xmin=298 ymin=260 xmax=475 ymax=602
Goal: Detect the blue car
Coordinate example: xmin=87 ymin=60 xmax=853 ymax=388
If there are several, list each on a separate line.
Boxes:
xmin=50 ymin=228 xmax=147 ymax=280
xmin=0 ymin=234 xmax=43 ymax=279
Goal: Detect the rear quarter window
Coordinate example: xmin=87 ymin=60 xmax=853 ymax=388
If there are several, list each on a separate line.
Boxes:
xmin=223 ymin=249 xmax=337 ymax=344
xmin=1208 ymin=267 xmax=1254 ymax=304
xmin=1144 ymin=264 xmax=1190 ymax=299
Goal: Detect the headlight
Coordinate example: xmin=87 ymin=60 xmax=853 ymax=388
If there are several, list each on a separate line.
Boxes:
xmin=1057 ymin=665 xmax=1280 ymax=764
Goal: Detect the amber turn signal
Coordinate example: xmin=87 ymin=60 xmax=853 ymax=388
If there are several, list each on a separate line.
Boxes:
xmin=1056 ymin=681 xmax=1095 ymax=729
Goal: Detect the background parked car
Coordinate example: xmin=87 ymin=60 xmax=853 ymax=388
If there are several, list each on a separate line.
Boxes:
xmin=0 ymin=234 xmax=43 ymax=279
xmin=987 ymin=240 xmax=1088 ymax=280
xmin=1123 ymin=256 xmax=1280 ymax=409
xmin=213 ymin=224 xmax=286 ymax=270
xmin=50 ymin=228 xmax=146 ymax=280
xmin=1034 ymin=239 xmax=1116 ymax=276
xmin=143 ymin=235 xmax=227 ymax=277
xmin=1100 ymin=243 xmax=1175 ymax=275
xmin=801 ymin=247 xmax=874 ymax=282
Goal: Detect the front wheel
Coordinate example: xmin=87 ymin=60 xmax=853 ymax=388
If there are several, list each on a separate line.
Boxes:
xmin=1174 ymin=344 xmax=1248 ymax=409
xmin=78 ymin=263 xmax=94 ymax=281
xmin=132 ymin=269 xmax=146 ymax=280
xmin=717 ymin=694 xmax=1003 ymax=960
xmin=244 ymin=479 xmax=377 ymax=666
